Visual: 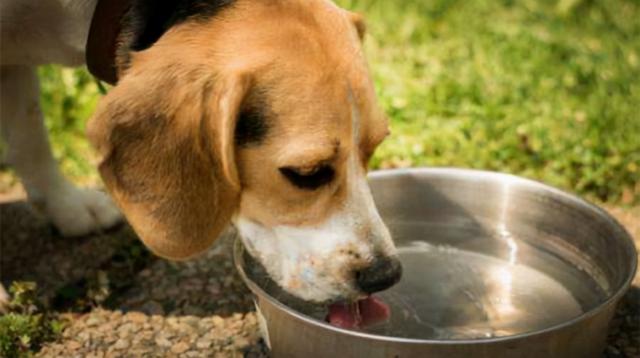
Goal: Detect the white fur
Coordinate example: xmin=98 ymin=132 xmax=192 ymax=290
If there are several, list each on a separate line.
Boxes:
xmin=1 ymin=0 xmax=121 ymax=305
xmin=235 ymin=155 xmax=396 ymax=302
xmin=1 ymin=0 xmax=121 ymax=235
xmin=234 ymin=90 xmax=397 ymax=302
xmin=1 ymin=0 xmax=97 ymax=66
xmin=0 ymin=284 xmax=9 ymax=313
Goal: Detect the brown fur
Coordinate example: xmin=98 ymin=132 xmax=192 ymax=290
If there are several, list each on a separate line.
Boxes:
xmin=87 ymin=0 xmax=388 ymax=260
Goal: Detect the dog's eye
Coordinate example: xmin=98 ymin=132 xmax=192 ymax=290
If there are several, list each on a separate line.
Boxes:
xmin=279 ymin=165 xmax=335 ymax=190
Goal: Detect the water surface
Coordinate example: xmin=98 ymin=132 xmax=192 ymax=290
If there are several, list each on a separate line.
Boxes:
xmin=245 ymin=222 xmax=608 ymax=340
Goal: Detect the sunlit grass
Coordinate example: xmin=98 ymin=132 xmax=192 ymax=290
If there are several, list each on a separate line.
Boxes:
xmin=344 ymin=0 xmax=640 ymax=203
xmin=24 ymin=0 xmax=640 ymax=203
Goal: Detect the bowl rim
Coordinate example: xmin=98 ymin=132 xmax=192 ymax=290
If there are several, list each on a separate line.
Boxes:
xmin=233 ymin=167 xmax=638 ymax=345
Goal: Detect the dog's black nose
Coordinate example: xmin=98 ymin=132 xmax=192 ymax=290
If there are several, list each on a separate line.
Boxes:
xmin=355 ymin=256 xmax=403 ymax=294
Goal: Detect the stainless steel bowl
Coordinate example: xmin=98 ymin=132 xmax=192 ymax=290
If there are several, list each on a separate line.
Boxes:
xmin=234 ymin=168 xmax=637 ymax=358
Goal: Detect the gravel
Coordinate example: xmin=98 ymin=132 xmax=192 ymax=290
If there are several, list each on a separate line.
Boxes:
xmin=31 ymin=230 xmax=270 ymax=358
xmin=37 ymin=309 xmax=265 ymax=357
xmin=1 ymin=199 xmax=638 ymax=357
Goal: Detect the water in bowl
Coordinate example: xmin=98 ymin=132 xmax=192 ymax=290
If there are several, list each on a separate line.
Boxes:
xmin=245 ymin=221 xmax=609 ymax=340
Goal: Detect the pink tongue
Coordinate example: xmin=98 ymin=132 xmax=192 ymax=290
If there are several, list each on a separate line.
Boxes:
xmin=327 ymin=296 xmax=390 ymax=329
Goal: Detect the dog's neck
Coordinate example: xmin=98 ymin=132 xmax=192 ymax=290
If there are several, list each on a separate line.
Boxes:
xmin=87 ymin=0 xmax=236 ymax=85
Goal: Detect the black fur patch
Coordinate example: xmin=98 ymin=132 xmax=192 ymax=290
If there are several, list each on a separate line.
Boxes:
xmin=235 ymin=89 xmax=270 ymax=147
xmin=122 ymin=0 xmax=236 ymax=53
xmin=235 ymin=107 xmax=269 ymax=147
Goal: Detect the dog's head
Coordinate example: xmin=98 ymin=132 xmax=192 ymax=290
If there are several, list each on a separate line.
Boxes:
xmin=88 ymin=0 xmax=400 ymax=303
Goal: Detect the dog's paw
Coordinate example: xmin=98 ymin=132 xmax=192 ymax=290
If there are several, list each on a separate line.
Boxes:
xmin=39 ymin=183 xmax=123 ymax=237
xmin=0 ymin=284 xmax=9 ymax=314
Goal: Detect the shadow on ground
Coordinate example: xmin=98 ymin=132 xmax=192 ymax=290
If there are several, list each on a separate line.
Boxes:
xmin=1 ymin=199 xmax=268 ymax=357
xmin=1 ymin=201 xmax=139 ymax=306
xmin=604 ymin=285 xmax=640 ymax=358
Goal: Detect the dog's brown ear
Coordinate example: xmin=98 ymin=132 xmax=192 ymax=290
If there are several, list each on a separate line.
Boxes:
xmin=347 ymin=11 xmax=366 ymax=40
xmin=87 ymin=67 xmax=249 ymax=260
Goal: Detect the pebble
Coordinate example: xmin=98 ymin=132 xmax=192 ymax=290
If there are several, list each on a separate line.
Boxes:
xmin=125 ymin=311 xmax=148 ymax=323
xmin=196 ymin=338 xmax=213 ymax=349
xmin=234 ymin=337 xmax=250 ymax=349
xmin=66 ymin=341 xmax=82 ymax=350
xmin=117 ymin=322 xmax=140 ymax=337
xmin=155 ymin=336 xmax=173 ymax=348
xmin=171 ymin=342 xmax=190 ymax=354
xmin=85 ymin=316 xmax=104 ymax=327
xmin=113 ymin=339 xmax=130 ymax=350
xmin=212 ymin=316 xmax=225 ymax=327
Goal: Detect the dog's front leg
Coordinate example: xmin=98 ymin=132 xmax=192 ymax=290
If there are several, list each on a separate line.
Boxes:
xmin=0 ymin=65 xmax=122 ymax=237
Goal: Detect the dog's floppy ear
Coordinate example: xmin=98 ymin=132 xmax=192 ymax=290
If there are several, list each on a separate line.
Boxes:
xmin=347 ymin=11 xmax=366 ymax=40
xmin=87 ymin=66 xmax=249 ymax=260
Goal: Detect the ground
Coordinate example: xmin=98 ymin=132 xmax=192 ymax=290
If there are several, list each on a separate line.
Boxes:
xmin=1 ymin=196 xmax=268 ymax=357
xmin=0 ymin=193 xmax=638 ymax=357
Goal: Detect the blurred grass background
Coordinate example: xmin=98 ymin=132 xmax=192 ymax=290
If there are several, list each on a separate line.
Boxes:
xmin=4 ymin=0 xmax=639 ymax=203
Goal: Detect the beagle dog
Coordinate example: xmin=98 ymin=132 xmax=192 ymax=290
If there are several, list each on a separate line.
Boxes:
xmin=1 ymin=0 xmax=401 ymax=306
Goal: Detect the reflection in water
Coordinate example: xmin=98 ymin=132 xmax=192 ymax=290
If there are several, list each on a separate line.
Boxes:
xmin=490 ymin=267 xmax=516 ymax=320
xmin=490 ymin=182 xmax=518 ymax=325
xmin=492 ymin=221 xmax=518 ymax=323
xmin=368 ymin=241 xmax=592 ymax=339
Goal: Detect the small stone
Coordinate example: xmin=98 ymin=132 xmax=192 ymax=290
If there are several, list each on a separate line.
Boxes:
xmin=196 ymin=338 xmax=212 ymax=349
xmin=166 ymin=317 xmax=179 ymax=326
xmin=150 ymin=315 xmax=165 ymax=325
xmin=183 ymin=278 xmax=204 ymax=291
xmin=98 ymin=322 xmax=117 ymax=333
xmin=181 ymin=316 xmax=200 ymax=327
xmin=155 ymin=336 xmax=173 ymax=347
xmin=67 ymin=341 xmax=82 ymax=350
xmin=198 ymin=319 xmax=214 ymax=331
xmin=76 ymin=331 xmax=90 ymax=342
xmin=171 ymin=322 xmax=193 ymax=334
xmin=207 ymin=283 xmax=221 ymax=296
xmin=86 ymin=316 xmax=104 ymax=327
xmin=118 ymin=322 xmax=142 ymax=336
xmin=113 ymin=338 xmax=130 ymax=350
xmin=234 ymin=337 xmax=250 ymax=349
xmin=126 ymin=311 xmax=148 ymax=323
xmin=171 ymin=341 xmax=190 ymax=354
xmin=244 ymin=313 xmax=257 ymax=326
xmin=138 ymin=330 xmax=155 ymax=341
xmin=211 ymin=316 xmax=225 ymax=327
xmin=221 ymin=277 xmax=233 ymax=288
xmin=160 ymin=330 xmax=176 ymax=339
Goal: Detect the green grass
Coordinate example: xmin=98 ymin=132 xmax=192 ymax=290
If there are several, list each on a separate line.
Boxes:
xmin=38 ymin=66 xmax=103 ymax=187
xmin=28 ymin=0 xmax=640 ymax=203
xmin=0 ymin=283 xmax=66 ymax=358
